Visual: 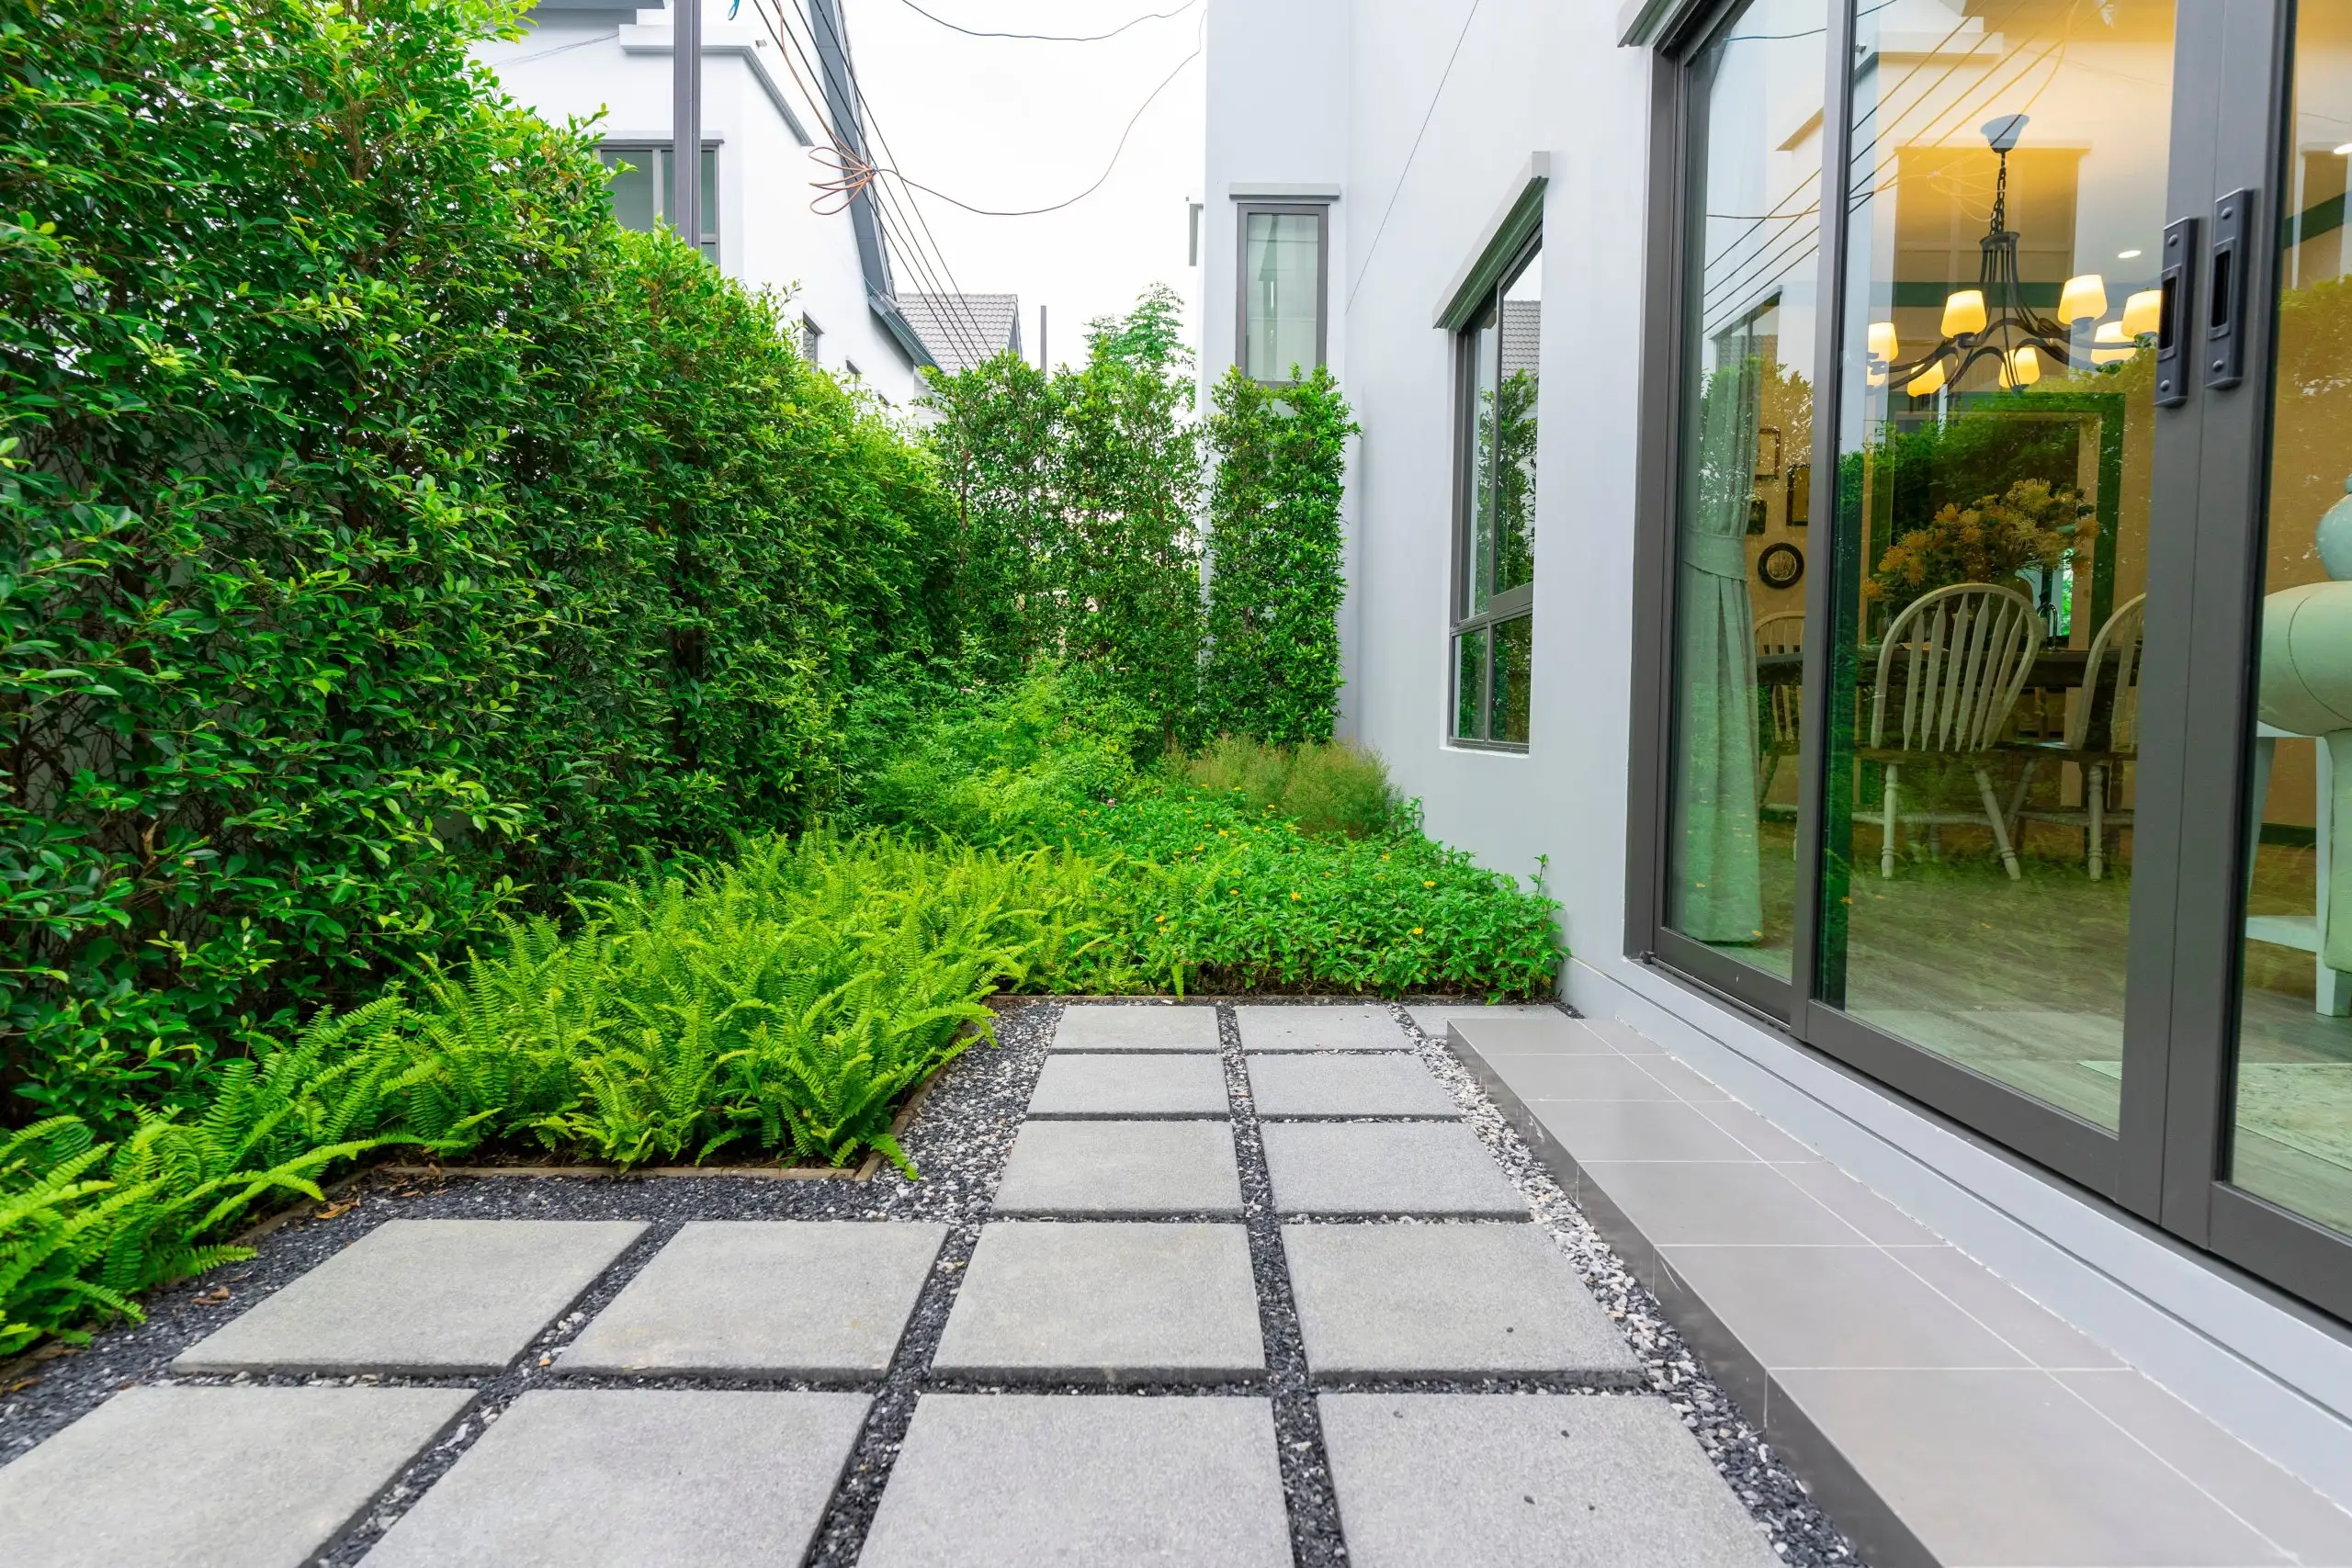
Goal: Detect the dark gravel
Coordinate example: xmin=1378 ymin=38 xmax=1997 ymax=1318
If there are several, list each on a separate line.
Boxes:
xmin=0 ymin=994 xmax=1863 ymax=1568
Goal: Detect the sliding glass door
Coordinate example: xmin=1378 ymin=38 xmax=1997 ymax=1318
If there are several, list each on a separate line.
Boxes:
xmin=1634 ymin=0 xmax=2352 ymax=1319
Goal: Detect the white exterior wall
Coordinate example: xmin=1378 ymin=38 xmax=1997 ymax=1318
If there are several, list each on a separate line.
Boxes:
xmin=480 ymin=0 xmax=922 ymax=403
xmin=1203 ymin=0 xmax=2352 ymax=1506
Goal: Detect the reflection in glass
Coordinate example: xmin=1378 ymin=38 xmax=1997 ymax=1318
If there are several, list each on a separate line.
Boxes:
xmin=2233 ymin=5 xmax=2352 ymax=1238
xmin=1453 ymin=245 xmax=1539 ymax=745
xmin=598 ymin=145 xmax=718 ymax=263
xmin=1816 ymin=0 xmax=2176 ymax=1130
xmin=1244 ymin=211 xmax=1322 ymax=383
xmin=1664 ymin=0 xmax=1825 ymax=977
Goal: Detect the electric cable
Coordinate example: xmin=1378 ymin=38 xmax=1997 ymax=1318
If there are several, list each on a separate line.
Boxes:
xmin=886 ymin=0 xmax=1197 ymax=44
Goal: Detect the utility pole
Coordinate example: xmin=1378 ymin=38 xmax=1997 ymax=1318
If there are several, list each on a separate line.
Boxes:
xmin=1039 ymin=305 xmax=1048 ymax=371
xmin=673 ymin=0 xmax=701 ymax=256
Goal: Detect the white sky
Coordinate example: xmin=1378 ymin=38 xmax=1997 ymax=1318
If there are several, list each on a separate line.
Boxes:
xmin=843 ymin=0 xmax=1205 ymax=369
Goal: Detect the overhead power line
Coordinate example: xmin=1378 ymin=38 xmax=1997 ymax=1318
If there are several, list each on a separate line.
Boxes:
xmin=887 ymin=0 xmax=1198 ymax=43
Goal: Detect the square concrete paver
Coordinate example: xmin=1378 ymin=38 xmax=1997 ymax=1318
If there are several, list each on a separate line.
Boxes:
xmin=1247 ymin=1053 xmax=1460 ymax=1119
xmin=0 ymin=1384 xmax=469 ymax=1568
xmin=1261 ymin=1122 xmax=1525 ymax=1215
xmin=1283 ymin=1224 xmax=1639 ymax=1380
xmin=560 ymin=1222 xmax=944 ymax=1376
xmin=366 ymin=1390 xmax=869 ymax=1567
xmin=1028 ymin=1054 xmax=1232 ymax=1119
xmin=859 ymin=1393 xmax=1290 ymax=1567
xmin=991 ymin=1119 xmax=1241 ymax=1216
xmin=174 ymin=1219 xmax=645 ymax=1375
xmin=1236 ymin=1003 xmax=1408 ymax=1052
xmin=931 ymin=1222 xmax=1264 ymax=1382
xmin=1319 ymin=1393 xmax=1780 ymax=1568
xmin=1054 ymin=1004 xmax=1222 ymax=1052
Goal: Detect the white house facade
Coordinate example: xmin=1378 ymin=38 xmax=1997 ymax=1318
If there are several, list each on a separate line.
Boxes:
xmin=1204 ymin=0 xmax=2352 ymax=1552
xmin=481 ymin=0 xmax=990 ymax=402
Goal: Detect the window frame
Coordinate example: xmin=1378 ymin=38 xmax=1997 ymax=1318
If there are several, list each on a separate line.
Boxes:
xmin=1234 ymin=200 xmax=1330 ymax=388
xmin=1623 ymin=0 xmax=2352 ymax=1325
xmin=599 ymin=141 xmax=720 ymax=263
xmin=1448 ymin=235 xmax=1542 ymax=751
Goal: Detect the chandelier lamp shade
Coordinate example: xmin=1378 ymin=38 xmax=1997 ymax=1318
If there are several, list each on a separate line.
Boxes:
xmin=1864 ymin=114 xmax=2150 ymax=400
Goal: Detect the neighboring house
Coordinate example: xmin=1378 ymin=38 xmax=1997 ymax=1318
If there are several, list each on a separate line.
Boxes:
xmin=898 ymin=293 xmax=1024 ymax=374
xmin=1204 ymin=0 xmax=2352 ymax=1544
xmin=481 ymin=0 xmax=968 ymax=402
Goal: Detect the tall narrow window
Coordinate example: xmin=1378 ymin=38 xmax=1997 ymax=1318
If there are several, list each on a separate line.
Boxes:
xmin=1238 ymin=203 xmax=1327 ymax=384
xmin=1661 ymin=0 xmax=1826 ymax=978
xmin=801 ymin=314 xmax=823 ymax=363
xmin=599 ymin=143 xmax=718 ymax=264
xmin=1452 ymin=241 xmax=1540 ymax=747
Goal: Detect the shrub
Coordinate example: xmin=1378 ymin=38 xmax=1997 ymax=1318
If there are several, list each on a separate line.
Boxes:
xmin=1185 ymin=735 xmax=1395 ymax=839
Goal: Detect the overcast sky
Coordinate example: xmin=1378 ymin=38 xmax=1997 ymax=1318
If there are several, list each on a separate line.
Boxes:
xmin=844 ymin=0 xmax=1205 ymax=368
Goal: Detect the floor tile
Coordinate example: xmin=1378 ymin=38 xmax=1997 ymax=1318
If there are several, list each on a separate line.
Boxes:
xmin=1691 ymin=1100 xmax=1822 ymax=1161
xmin=1530 ymin=1099 xmax=1765 ymax=1162
xmin=1052 ymin=1004 xmax=1221 ymax=1052
xmin=1659 ymin=1244 xmax=2031 ymax=1371
xmin=930 ymin=1222 xmax=1264 ymax=1382
xmin=991 ymin=1119 xmax=1241 ymax=1216
xmin=365 ymin=1390 xmax=868 ymax=1567
xmin=0 ymin=1385 xmax=469 ymax=1568
xmin=859 ymin=1393 xmax=1289 ymax=1566
xmin=1245 ymin=1052 xmax=1459 ymax=1119
xmin=1634 ymin=1054 xmax=1734 ymax=1100
xmin=1283 ymin=1224 xmax=1638 ymax=1380
xmin=2054 ymin=1370 xmax=2352 ymax=1563
xmin=1235 ymin=1004 xmax=1408 ymax=1053
xmin=173 ymin=1219 xmax=645 ymax=1375
xmin=1511 ymin=1054 xmax=1689 ymax=1101
xmin=1260 ymin=1122 xmax=1526 ymax=1216
xmin=1028 ymin=1054 xmax=1231 ymax=1118
xmin=1440 ymin=1012 xmax=1622 ymax=1055
xmin=1572 ymin=1162 xmax=1866 ymax=1246
xmin=1404 ymin=1003 xmax=1562 ymax=1036
xmin=1772 ymin=1163 xmax=1945 ymax=1247
xmin=1580 ymin=1018 xmax=1672 ymax=1055
xmin=1773 ymin=1368 xmax=2295 ymax=1565
xmin=560 ymin=1222 xmax=943 ymax=1376
xmin=1319 ymin=1393 xmax=1780 ymax=1568
xmin=1890 ymin=1247 xmax=2125 ymax=1371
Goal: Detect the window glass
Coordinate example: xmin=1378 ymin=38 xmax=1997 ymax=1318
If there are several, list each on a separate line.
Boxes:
xmin=1664 ymin=0 xmax=1826 ymax=976
xmin=1243 ymin=210 xmax=1322 ymax=382
xmin=600 ymin=144 xmax=718 ymax=263
xmin=2233 ymin=4 xmax=2352 ymax=1235
xmin=1815 ymin=0 xmax=2177 ymax=1127
xmin=1452 ymin=244 xmax=1539 ymax=746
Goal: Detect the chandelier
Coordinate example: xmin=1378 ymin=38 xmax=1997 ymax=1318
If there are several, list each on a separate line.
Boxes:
xmin=1872 ymin=115 xmax=2160 ymax=397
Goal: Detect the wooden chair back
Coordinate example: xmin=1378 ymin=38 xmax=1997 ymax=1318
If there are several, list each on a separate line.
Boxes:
xmin=1870 ymin=582 xmax=2040 ymax=755
xmin=1754 ymin=611 xmax=1805 ymax=750
xmin=2065 ymin=592 xmax=2148 ymax=753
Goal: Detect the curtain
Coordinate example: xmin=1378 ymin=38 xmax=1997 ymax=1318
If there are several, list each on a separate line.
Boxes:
xmin=1672 ymin=336 xmax=1766 ymax=944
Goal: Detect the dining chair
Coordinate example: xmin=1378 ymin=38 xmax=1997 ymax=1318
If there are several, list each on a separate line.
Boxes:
xmin=1864 ymin=581 xmax=2041 ymax=880
xmin=2008 ymin=593 xmax=2147 ymax=880
xmin=1754 ymin=611 xmax=1805 ymax=807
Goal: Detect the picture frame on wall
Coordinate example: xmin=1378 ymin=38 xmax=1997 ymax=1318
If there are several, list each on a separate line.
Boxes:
xmin=1787 ymin=463 xmax=1809 ymax=525
xmin=1755 ymin=425 xmax=1781 ymax=479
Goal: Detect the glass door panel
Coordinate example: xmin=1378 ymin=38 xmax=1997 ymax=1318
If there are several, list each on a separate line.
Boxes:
xmin=1664 ymin=0 xmax=1829 ymax=980
xmin=2231 ymin=0 xmax=2352 ymax=1238
xmin=1818 ymin=0 xmax=2179 ymax=1130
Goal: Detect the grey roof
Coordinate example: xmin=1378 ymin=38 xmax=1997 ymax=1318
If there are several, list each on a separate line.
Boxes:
xmin=899 ymin=293 xmax=1023 ymax=373
xmin=1500 ymin=298 xmax=1541 ymax=379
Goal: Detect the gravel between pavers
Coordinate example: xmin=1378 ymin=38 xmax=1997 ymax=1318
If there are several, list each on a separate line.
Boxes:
xmin=0 ymin=995 xmax=1864 ymax=1568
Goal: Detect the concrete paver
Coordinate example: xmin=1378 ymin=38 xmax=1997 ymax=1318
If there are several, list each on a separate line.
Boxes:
xmin=991 ymin=1119 xmax=1242 ymax=1216
xmin=1246 ymin=1052 xmax=1460 ymax=1119
xmin=560 ymin=1221 xmax=944 ymax=1376
xmin=1319 ymin=1393 xmax=1781 ymax=1568
xmin=1260 ymin=1122 xmax=1526 ymax=1216
xmin=174 ymin=1219 xmax=645 ymax=1375
xmin=1236 ymin=1003 xmax=1408 ymax=1052
xmin=365 ymin=1390 xmax=869 ymax=1568
xmin=0 ymin=1385 xmax=469 ymax=1568
xmin=1053 ymin=1005 xmax=1222 ymax=1052
xmin=1028 ymin=1054 xmax=1232 ymax=1119
xmin=859 ymin=1393 xmax=1291 ymax=1567
xmin=932 ymin=1222 xmax=1264 ymax=1382
xmin=1283 ymin=1223 xmax=1639 ymax=1380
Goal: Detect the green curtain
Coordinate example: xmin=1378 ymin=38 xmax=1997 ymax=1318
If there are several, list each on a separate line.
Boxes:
xmin=1672 ymin=342 xmax=1765 ymax=944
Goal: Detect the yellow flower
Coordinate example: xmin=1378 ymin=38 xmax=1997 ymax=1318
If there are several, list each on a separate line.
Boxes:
xmin=1155 ymin=913 xmax=1168 ymax=922
xmin=1423 ymin=880 xmax=1435 ymax=887
xmin=1411 ymin=926 xmax=1424 ymax=935
xmin=1291 ymin=891 xmax=1302 ymax=900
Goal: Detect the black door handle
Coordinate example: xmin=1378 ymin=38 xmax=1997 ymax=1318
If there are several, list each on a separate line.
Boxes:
xmin=2205 ymin=186 xmax=2254 ymax=390
xmin=2155 ymin=215 xmax=2197 ymax=409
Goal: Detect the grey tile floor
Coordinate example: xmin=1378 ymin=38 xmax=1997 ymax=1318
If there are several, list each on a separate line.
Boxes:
xmin=0 ymin=1002 xmax=1782 ymax=1567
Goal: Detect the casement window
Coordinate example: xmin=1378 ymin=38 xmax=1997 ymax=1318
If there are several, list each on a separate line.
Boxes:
xmin=1624 ymin=0 xmax=2352 ymax=1319
xmin=802 ymin=314 xmax=823 ymax=363
xmin=599 ymin=143 xmax=718 ymax=264
xmin=1237 ymin=203 xmax=1329 ymax=385
xmin=1450 ymin=238 xmax=1541 ymax=749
